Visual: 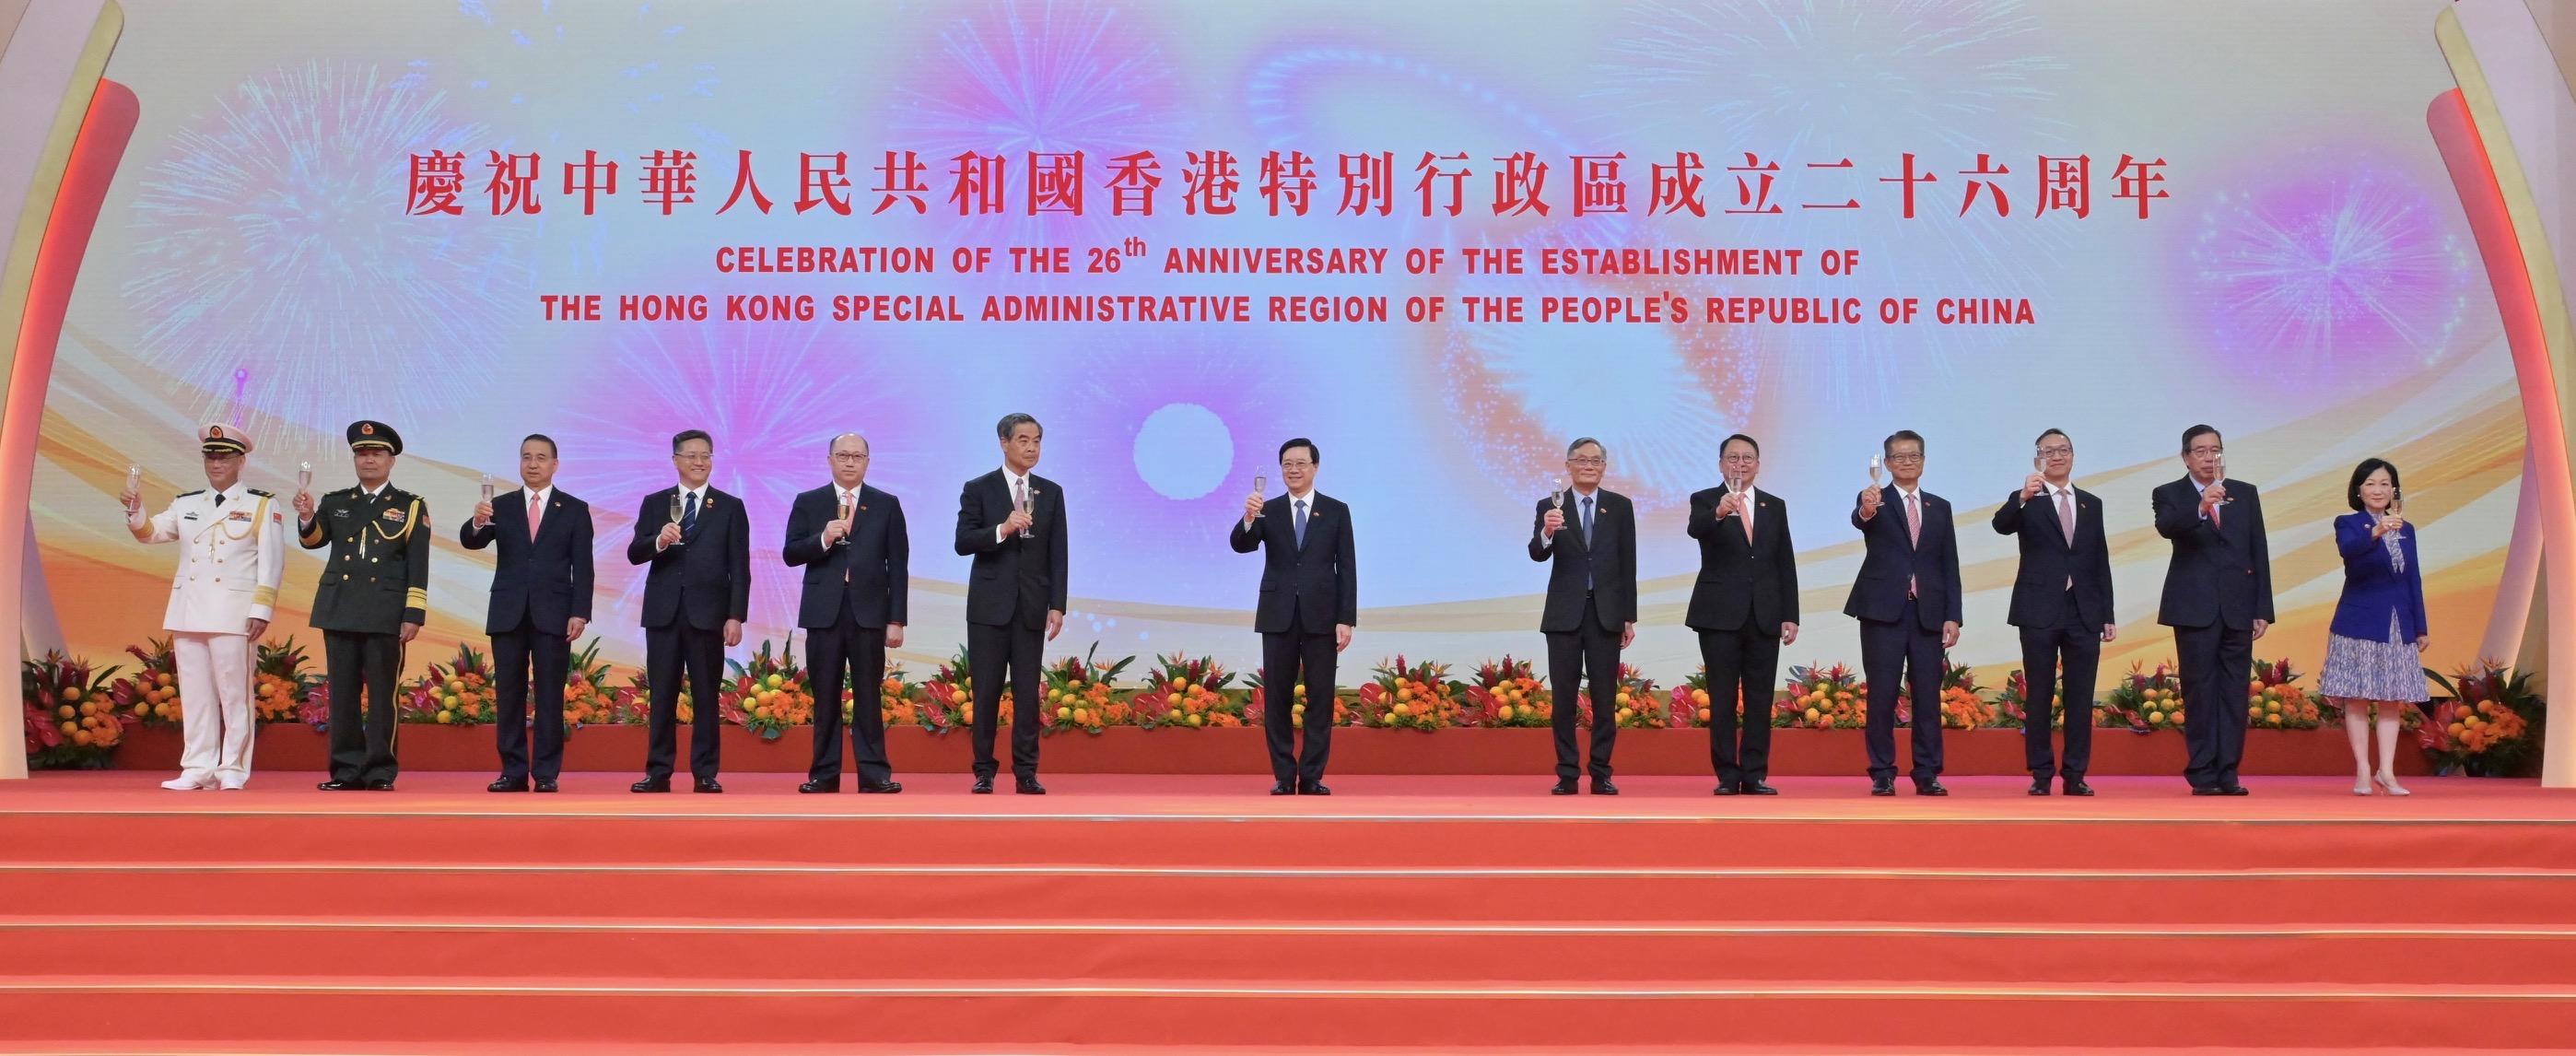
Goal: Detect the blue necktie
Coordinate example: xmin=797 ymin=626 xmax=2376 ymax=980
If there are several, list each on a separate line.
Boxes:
xmin=1294 ymin=499 xmax=1308 ymax=548
xmin=682 ymin=491 xmax=699 ymax=535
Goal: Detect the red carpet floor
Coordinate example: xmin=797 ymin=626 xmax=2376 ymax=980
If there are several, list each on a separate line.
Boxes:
xmin=2 ymin=771 xmax=2572 ymax=1052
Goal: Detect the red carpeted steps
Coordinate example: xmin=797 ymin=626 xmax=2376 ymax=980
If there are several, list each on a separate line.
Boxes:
xmin=1 ymin=772 xmax=2571 ymax=1051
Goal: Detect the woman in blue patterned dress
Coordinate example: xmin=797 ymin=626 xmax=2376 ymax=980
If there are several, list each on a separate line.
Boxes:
xmin=2319 ymin=458 xmax=2428 ymax=796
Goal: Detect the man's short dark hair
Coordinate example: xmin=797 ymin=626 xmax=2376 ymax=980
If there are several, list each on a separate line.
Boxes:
xmin=671 ymin=429 xmax=711 ymax=453
xmin=1280 ymin=437 xmax=1318 ymax=464
xmin=1882 ymin=429 xmax=1925 ymax=457
xmin=997 ymin=413 xmax=1041 ymax=440
xmin=1566 ymin=437 xmax=1605 ymax=457
xmin=1720 ymin=433 xmax=1760 ymax=458
xmin=521 ymin=433 xmax=558 ymax=457
xmin=2034 ymin=428 xmax=2068 ymax=449
xmin=2348 ymin=458 xmax=2402 ymax=512
xmin=2181 ymin=424 xmax=2222 ymax=455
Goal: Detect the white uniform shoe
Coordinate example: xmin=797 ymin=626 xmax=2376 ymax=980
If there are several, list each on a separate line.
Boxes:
xmin=160 ymin=773 xmax=217 ymax=791
xmin=217 ymin=775 xmax=248 ymax=791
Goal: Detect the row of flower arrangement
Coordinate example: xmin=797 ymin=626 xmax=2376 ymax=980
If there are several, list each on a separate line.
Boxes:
xmin=24 ymin=638 xmax=2545 ymax=777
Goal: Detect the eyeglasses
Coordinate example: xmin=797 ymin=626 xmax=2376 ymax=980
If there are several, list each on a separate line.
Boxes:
xmin=830 ymin=452 xmax=870 ymax=463
xmin=1884 ymin=453 xmax=1924 ymax=464
xmin=2187 ymin=445 xmax=2224 ymax=456
xmin=2036 ymin=445 xmax=2072 ymax=458
xmin=1720 ymin=453 xmax=1759 ymax=465
xmin=673 ymin=452 xmax=713 ymax=463
xmin=1566 ymin=457 xmax=1606 ymax=468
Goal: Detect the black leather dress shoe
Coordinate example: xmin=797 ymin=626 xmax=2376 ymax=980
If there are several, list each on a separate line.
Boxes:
xmin=693 ymin=778 xmax=724 ymax=793
xmin=316 ymin=780 xmax=360 ymax=792
xmin=1712 ymin=783 xmax=1739 ymax=796
xmin=2063 ymin=778 xmax=2094 ymax=797
xmin=1551 ymin=780 xmax=1579 ymax=796
xmin=1591 ymin=780 xmax=1620 ymax=796
xmin=488 ymin=777 xmax=529 ymax=793
xmin=1272 ymin=781 xmax=1296 ymax=795
xmin=2028 ymin=777 xmax=2052 ymax=796
xmin=1870 ymin=779 xmax=1896 ymax=796
xmin=1298 ymin=782 xmax=1332 ymax=796
xmin=2219 ymin=784 xmax=2249 ymax=796
xmin=630 ymin=778 xmax=671 ymax=793
xmin=2191 ymin=786 xmax=2223 ymax=796
xmin=971 ymin=778 xmax=995 ymax=794
xmin=533 ymin=779 xmax=558 ymax=793
xmin=364 ymin=779 xmax=396 ymax=792
xmin=1014 ymin=780 xmax=1048 ymax=795
xmin=1737 ymin=781 xmax=1777 ymax=796
xmin=1914 ymin=780 xmax=1949 ymax=797
xmin=858 ymin=780 xmax=904 ymax=794
xmin=798 ymin=780 xmax=837 ymax=794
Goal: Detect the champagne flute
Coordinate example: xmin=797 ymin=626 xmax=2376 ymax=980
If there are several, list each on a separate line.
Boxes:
xmin=1252 ymin=475 xmax=1267 ymax=518
xmin=123 ymin=464 xmax=142 ymax=514
xmin=296 ymin=461 xmax=312 ymax=494
xmin=1016 ymin=485 xmax=1035 ymax=540
xmin=835 ymin=496 xmax=853 ymax=546
xmin=667 ymin=491 xmax=686 ymax=547
xmin=1717 ymin=471 xmax=1739 ymax=521
xmin=1551 ymin=475 xmax=1566 ymax=510
xmin=2213 ymin=452 xmax=2232 ymax=506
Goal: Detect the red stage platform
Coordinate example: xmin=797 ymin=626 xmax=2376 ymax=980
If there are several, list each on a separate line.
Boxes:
xmin=2 ymin=771 xmax=2570 ymax=1053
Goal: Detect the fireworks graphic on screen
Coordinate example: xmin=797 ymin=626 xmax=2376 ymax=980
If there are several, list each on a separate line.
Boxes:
xmin=123 ymin=62 xmax=531 ymax=430
xmin=1240 ymin=45 xmax=1596 ymax=248
xmin=553 ymin=322 xmax=944 ymax=645
xmin=889 ymin=0 xmax=1190 ymax=248
xmin=1039 ymin=333 xmax=1305 ymax=606
xmin=438 ymin=0 xmax=723 ymax=148
xmin=1589 ymin=0 xmax=2068 ymax=403
xmin=2188 ymin=162 xmax=2471 ymax=383
xmin=1437 ymin=265 xmax=1757 ymax=505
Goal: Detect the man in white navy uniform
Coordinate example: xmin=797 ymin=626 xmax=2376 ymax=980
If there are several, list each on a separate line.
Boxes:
xmin=122 ymin=424 xmax=287 ymax=791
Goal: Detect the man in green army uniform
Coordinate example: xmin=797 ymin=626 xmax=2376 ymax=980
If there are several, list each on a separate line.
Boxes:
xmin=296 ymin=420 xmax=428 ymax=791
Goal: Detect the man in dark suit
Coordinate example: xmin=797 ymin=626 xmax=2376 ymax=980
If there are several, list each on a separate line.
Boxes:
xmin=784 ymin=432 xmax=909 ymax=794
xmin=1528 ymin=437 xmax=1634 ymax=796
xmin=2153 ymin=424 xmax=2274 ymax=796
xmin=954 ymin=413 xmax=1068 ymax=794
xmin=1993 ymin=428 xmax=2114 ymax=797
xmin=1846 ymin=429 xmax=1963 ymax=796
xmin=461 ymin=433 xmax=594 ymax=793
xmin=626 ymin=428 xmax=750 ymax=793
xmin=1686 ymin=433 xmax=1799 ymax=796
xmin=296 ymin=421 xmax=427 ymax=792
xmin=1234 ymin=437 xmax=1359 ymax=795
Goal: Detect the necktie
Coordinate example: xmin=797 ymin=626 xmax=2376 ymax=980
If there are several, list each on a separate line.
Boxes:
xmin=2055 ymin=489 xmax=2074 ymax=589
xmin=528 ymin=493 xmax=543 ymax=541
xmin=2209 ymin=483 xmax=2222 ymax=531
xmin=1581 ymin=496 xmax=1596 ymax=589
xmin=1739 ymin=489 xmax=1755 ymax=544
xmin=682 ymin=491 xmax=699 ymax=534
xmin=212 ymin=493 xmax=226 ymax=507
xmin=1905 ymin=492 xmax=1920 ymax=599
xmin=1294 ymin=499 xmax=1308 ymax=548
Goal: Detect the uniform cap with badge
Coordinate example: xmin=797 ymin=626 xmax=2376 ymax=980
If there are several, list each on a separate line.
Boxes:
xmin=347 ymin=420 xmax=403 ymax=455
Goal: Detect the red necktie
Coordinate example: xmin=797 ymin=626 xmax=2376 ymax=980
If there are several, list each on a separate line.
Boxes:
xmin=526 ymin=494 xmax=542 ymax=541
xmin=1906 ymin=492 xmax=1920 ymax=598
